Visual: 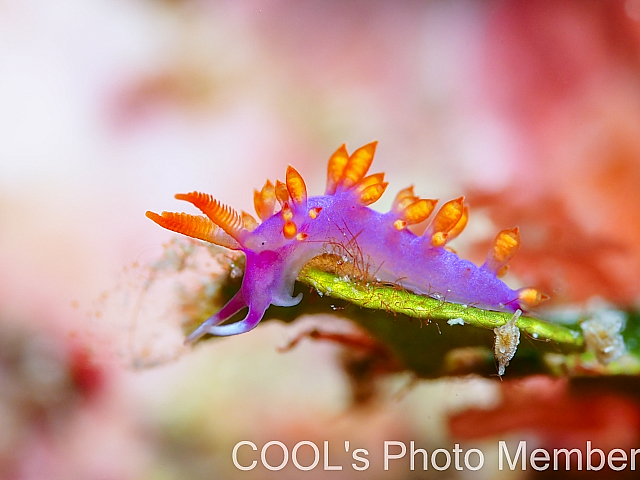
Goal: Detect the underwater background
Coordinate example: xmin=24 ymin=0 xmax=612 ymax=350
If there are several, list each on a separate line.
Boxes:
xmin=2 ymin=1 xmax=640 ymax=478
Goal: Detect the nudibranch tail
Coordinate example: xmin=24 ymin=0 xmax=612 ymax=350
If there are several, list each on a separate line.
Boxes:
xmin=517 ymin=287 xmax=550 ymax=310
xmin=145 ymin=211 xmax=242 ymax=250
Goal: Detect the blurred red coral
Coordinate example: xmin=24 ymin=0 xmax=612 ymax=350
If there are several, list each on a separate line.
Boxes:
xmin=484 ymin=0 xmax=640 ymax=125
xmin=0 ymin=323 xmax=112 ymax=478
xmin=449 ymin=375 xmax=640 ymax=452
xmin=68 ymin=344 xmax=105 ymax=401
xmin=472 ymin=0 xmax=640 ymax=307
xmin=468 ymin=190 xmax=638 ymax=306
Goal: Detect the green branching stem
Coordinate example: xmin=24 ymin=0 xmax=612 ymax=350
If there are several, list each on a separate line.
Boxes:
xmin=298 ymin=266 xmax=584 ymax=348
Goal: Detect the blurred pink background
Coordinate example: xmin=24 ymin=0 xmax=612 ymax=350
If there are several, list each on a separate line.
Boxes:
xmin=1 ymin=0 xmax=640 ymax=478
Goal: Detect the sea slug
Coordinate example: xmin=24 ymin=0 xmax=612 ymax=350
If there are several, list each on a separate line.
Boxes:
xmin=147 ymin=142 xmax=547 ymax=343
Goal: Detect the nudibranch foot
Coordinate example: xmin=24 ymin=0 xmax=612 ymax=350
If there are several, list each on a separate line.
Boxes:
xmin=271 ymin=292 xmax=303 ymax=307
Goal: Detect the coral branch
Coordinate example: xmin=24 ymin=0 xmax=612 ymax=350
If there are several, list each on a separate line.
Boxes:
xmin=297 ymin=265 xmax=584 ymax=349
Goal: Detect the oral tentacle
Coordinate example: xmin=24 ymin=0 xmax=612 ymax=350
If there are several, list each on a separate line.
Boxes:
xmin=184 ymin=290 xmax=247 ymax=345
xmin=199 ymin=301 xmax=270 ymax=337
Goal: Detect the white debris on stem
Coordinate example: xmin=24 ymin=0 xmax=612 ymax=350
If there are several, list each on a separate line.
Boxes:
xmin=494 ymin=309 xmax=522 ymax=376
xmin=581 ymin=308 xmax=626 ymax=364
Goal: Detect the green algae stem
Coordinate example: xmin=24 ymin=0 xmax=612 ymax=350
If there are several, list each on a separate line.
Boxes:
xmin=298 ymin=266 xmax=584 ymax=349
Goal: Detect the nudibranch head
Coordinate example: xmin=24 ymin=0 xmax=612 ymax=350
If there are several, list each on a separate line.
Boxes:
xmin=146 ymin=164 xmax=312 ymax=253
xmin=146 ymin=156 xmax=327 ymax=342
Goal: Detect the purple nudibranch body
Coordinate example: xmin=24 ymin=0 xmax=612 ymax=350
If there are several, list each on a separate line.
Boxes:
xmin=146 ymin=142 xmax=547 ymax=343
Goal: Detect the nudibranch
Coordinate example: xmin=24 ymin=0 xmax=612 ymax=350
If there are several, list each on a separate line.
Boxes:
xmin=147 ymin=142 xmax=548 ymax=344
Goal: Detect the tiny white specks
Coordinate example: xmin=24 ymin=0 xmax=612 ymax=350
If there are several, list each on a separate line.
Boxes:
xmin=447 ymin=318 xmax=465 ymax=326
xmin=230 ymin=266 xmax=244 ymax=279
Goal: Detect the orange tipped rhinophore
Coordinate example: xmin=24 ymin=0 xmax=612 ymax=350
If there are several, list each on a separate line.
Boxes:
xmin=145 ymin=211 xmax=242 ymax=250
xmin=175 ymin=191 xmax=246 ymax=243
